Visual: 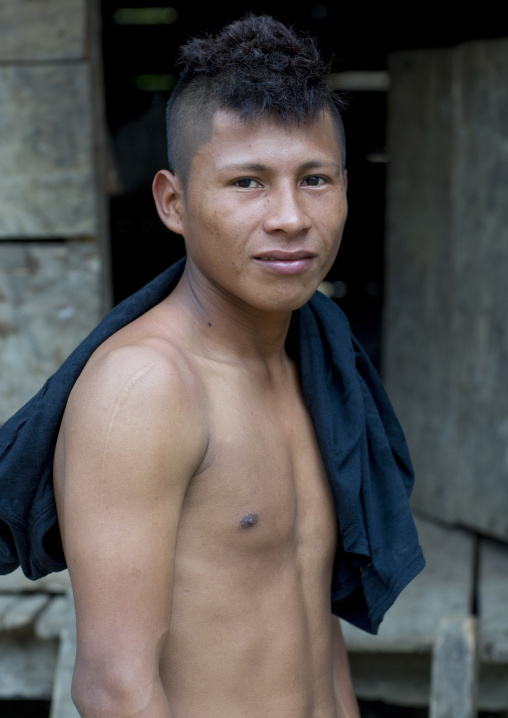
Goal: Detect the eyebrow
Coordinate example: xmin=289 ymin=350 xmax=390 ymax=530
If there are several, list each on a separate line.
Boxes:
xmin=217 ymin=160 xmax=343 ymax=174
xmin=299 ymin=160 xmax=343 ymax=173
xmin=217 ymin=162 xmax=270 ymax=173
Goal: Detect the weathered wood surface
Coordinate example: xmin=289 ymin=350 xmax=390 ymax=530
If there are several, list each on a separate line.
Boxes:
xmin=0 ymin=63 xmax=96 ymax=237
xmin=384 ymin=38 xmax=508 ymax=541
xmin=36 ymin=596 xmax=71 ymax=640
xmin=0 ymin=630 xmax=58 ymax=698
xmin=342 ymin=515 xmax=475 ymax=652
xmin=0 ymin=568 xmax=71 ymax=593
xmin=384 ymin=47 xmax=457 ymax=524
xmin=478 ymin=662 xmax=508 ymax=711
xmin=478 ymin=537 xmax=508 ymax=663
xmin=0 ymin=0 xmax=86 ymax=62
xmin=50 ymin=592 xmax=79 ymax=718
xmin=348 ymin=652 xmax=431 ymax=707
xmin=1 ymin=593 xmax=50 ymax=631
xmin=429 ymin=616 xmax=478 ymax=718
xmin=0 ymin=595 xmax=19 ymax=627
xmin=348 ymin=648 xmax=508 ymax=711
xmin=0 ymin=242 xmax=101 ymax=423
xmin=0 ymin=594 xmax=71 ymax=699
xmin=343 ymin=517 xmax=508 ymax=710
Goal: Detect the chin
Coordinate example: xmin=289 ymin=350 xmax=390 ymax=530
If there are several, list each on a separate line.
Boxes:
xmin=254 ymin=286 xmax=320 ymax=314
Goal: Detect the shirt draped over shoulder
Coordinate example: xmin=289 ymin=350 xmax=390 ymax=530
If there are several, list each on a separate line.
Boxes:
xmin=0 ymin=257 xmax=424 ymax=634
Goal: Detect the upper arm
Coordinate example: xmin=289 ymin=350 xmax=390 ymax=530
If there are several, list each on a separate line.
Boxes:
xmin=55 ymin=346 xmax=207 ymax=683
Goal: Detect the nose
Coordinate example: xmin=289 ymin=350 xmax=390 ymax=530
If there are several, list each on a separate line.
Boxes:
xmin=262 ymin=183 xmax=311 ymax=236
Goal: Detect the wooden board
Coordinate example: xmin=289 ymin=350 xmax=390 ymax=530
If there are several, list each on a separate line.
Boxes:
xmin=342 ymin=516 xmax=475 ymax=653
xmin=1 ymin=594 xmax=50 ymax=631
xmin=0 ymin=568 xmax=71 ymax=594
xmin=0 ymin=630 xmax=57 ymax=699
xmin=0 ymin=64 xmax=96 ymax=238
xmin=50 ymin=596 xmax=79 ymax=718
xmin=384 ymin=38 xmax=508 ymax=541
xmin=429 ymin=616 xmax=478 ymax=718
xmin=348 ymin=652 xmax=431 ymax=708
xmin=478 ymin=538 xmax=508 ymax=663
xmin=0 ymin=242 xmax=101 ymax=422
xmin=343 ymin=520 xmax=508 ymax=710
xmin=0 ymin=0 xmax=86 ymax=62
xmin=36 ymin=595 xmax=72 ymax=640
xmin=384 ymin=47 xmax=457 ymax=529
xmin=0 ymin=595 xmax=19 ymax=628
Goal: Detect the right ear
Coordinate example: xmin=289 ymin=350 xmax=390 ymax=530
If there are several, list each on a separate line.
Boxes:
xmin=152 ymin=170 xmax=185 ymax=236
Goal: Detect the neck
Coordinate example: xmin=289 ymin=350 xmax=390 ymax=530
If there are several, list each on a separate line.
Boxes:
xmin=168 ymin=262 xmax=294 ymax=366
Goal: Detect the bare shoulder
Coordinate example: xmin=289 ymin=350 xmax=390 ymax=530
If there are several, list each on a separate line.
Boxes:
xmin=69 ymin=331 xmax=204 ymax=417
xmin=58 ymin=325 xmax=210 ymax=495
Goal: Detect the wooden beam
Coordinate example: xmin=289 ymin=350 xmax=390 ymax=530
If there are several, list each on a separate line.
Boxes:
xmin=429 ymin=616 xmax=478 ymax=718
xmin=342 ymin=516 xmax=475 ymax=653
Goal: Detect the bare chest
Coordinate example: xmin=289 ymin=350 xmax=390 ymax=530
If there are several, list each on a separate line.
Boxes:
xmin=178 ymin=372 xmax=338 ymax=566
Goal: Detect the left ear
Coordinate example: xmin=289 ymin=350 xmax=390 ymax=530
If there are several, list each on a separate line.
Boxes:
xmin=152 ymin=170 xmax=185 ymax=236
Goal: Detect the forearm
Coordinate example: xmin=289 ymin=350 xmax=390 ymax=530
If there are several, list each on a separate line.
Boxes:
xmin=331 ymin=615 xmax=361 ymax=718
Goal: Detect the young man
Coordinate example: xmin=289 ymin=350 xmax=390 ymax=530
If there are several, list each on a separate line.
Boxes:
xmin=0 ymin=15 xmax=423 ymax=718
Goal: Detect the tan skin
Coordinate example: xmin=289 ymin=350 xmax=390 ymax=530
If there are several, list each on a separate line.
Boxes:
xmin=54 ymin=109 xmax=360 ymax=717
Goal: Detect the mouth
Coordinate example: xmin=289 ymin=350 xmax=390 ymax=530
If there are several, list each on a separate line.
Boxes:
xmin=254 ymin=250 xmax=315 ymax=261
xmin=253 ymin=250 xmax=315 ymax=275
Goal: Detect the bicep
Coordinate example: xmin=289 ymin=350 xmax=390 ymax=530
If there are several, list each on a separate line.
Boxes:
xmin=55 ymin=353 xmax=206 ymax=673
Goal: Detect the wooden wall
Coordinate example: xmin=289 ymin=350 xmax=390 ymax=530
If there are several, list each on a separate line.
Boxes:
xmin=384 ymin=38 xmax=508 ymax=541
xmin=0 ymin=0 xmax=108 ymax=422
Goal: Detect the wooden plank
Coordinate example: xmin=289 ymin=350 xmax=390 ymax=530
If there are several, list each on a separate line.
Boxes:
xmin=478 ymin=662 xmax=508 ymax=711
xmin=0 ymin=568 xmax=71 ymax=594
xmin=0 ymin=64 xmax=96 ymax=238
xmin=385 ymin=39 xmax=508 ymax=540
xmin=429 ymin=616 xmax=478 ymax=718
xmin=0 ymin=0 xmax=86 ymax=62
xmin=478 ymin=538 xmax=508 ymax=663
xmin=384 ymin=47 xmax=458 ymax=525
xmin=2 ymin=594 xmax=50 ymax=631
xmin=0 ymin=242 xmax=101 ymax=422
xmin=348 ymin=652 xmax=431 ymax=708
xmin=36 ymin=596 xmax=72 ymax=640
xmin=348 ymin=649 xmax=508 ymax=711
xmin=0 ymin=631 xmax=58 ymax=698
xmin=342 ymin=516 xmax=474 ymax=652
xmin=0 ymin=595 xmax=19 ymax=627
xmin=450 ymin=39 xmax=508 ymax=541
xmin=50 ymin=593 xmax=79 ymax=718
xmin=342 ymin=522 xmax=508 ymax=711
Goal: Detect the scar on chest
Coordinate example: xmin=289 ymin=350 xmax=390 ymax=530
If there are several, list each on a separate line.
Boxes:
xmin=240 ymin=512 xmax=259 ymax=528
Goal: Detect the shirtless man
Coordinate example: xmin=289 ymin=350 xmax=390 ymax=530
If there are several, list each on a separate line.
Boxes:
xmin=54 ymin=16 xmax=362 ymax=718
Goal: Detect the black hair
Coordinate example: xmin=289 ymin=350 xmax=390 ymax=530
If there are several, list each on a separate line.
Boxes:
xmin=166 ymin=15 xmax=346 ymax=185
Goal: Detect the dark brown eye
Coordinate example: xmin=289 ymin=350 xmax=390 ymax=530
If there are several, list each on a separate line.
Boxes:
xmin=305 ymin=176 xmax=323 ymax=186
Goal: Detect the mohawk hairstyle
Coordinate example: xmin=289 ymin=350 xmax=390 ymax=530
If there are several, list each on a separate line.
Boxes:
xmin=166 ymin=15 xmax=346 ymax=185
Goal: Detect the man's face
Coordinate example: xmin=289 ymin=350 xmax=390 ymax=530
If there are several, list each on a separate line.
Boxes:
xmin=161 ymin=109 xmax=348 ymax=316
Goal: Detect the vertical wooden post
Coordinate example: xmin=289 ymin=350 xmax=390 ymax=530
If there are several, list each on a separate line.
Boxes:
xmin=430 ymin=616 xmax=478 ymax=718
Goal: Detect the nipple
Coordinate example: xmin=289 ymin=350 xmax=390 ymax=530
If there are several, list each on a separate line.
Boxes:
xmin=240 ymin=512 xmax=259 ymax=528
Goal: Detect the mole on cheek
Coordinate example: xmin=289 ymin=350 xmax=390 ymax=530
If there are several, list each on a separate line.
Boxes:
xmin=240 ymin=512 xmax=259 ymax=528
